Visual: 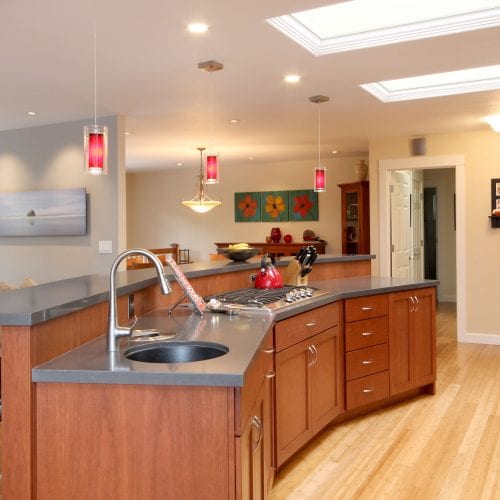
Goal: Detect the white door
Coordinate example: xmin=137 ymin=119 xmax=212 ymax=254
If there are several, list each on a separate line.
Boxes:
xmin=390 ymin=171 xmax=411 ymax=278
xmin=411 ymin=177 xmax=424 ymax=279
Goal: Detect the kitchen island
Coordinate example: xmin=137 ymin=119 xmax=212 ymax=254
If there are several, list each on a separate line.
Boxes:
xmin=0 ymin=254 xmax=438 ymax=499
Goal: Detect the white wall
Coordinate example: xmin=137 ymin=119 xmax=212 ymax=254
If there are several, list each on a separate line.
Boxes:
xmin=369 ymin=131 xmax=500 ymax=341
xmin=0 ymin=116 xmax=126 ymax=285
xmin=127 ymin=157 xmax=367 ymax=261
xmin=423 ymin=168 xmax=456 ymax=302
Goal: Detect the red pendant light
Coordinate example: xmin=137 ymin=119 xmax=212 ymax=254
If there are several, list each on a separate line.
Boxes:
xmin=84 ymin=125 xmax=108 ymax=175
xmin=84 ymin=23 xmax=108 ymax=175
xmin=206 ymin=154 xmax=219 ymax=184
xmin=309 ymin=95 xmax=330 ymax=192
xmin=198 ymin=60 xmax=223 ymax=184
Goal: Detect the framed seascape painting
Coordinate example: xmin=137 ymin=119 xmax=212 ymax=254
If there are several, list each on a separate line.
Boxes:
xmin=288 ymin=189 xmax=319 ymax=221
xmin=0 ymin=188 xmax=87 ymax=237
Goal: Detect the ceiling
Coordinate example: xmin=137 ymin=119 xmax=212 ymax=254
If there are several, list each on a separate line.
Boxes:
xmin=2 ymin=0 xmax=500 ymax=172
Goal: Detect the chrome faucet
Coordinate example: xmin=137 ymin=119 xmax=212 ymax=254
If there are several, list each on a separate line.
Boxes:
xmin=107 ymin=248 xmax=172 ymax=351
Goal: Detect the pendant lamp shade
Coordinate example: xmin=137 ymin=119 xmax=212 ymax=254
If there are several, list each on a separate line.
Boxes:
xmin=309 ymin=94 xmax=330 ymax=192
xmin=84 ymin=124 xmax=108 ymax=175
xmin=84 ymin=24 xmax=108 ymax=175
xmin=182 ymin=147 xmax=221 ymax=213
xmin=314 ymin=166 xmax=326 ymax=192
xmin=206 ymin=154 xmax=219 ymax=184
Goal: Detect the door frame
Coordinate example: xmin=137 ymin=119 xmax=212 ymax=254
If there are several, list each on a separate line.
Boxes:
xmin=378 ymin=154 xmax=465 ymax=341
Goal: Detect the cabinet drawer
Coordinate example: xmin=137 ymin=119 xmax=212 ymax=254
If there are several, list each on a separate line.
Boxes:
xmin=346 ymin=343 xmax=388 ymax=381
xmin=345 ymin=294 xmax=388 ymax=322
xmin=275 ymin=302 xmax=340 ymax=352
xmin=346 ymin=371 xmax=389 ymax=410
xmin=345 ymin=316 xmax=389 ymax=351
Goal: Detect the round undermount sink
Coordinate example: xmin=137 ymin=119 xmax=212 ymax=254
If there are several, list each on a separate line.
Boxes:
xmin=124 ymin=341 xmax=229 ymax=364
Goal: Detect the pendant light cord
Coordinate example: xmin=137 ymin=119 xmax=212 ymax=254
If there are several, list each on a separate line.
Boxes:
xmin=318 ymin=105 xmax=321 ymax=166
xmin=93 ymin=21 xmax=97 ymax=127
xmin=209 ymin=72 xmax=213 ymax=154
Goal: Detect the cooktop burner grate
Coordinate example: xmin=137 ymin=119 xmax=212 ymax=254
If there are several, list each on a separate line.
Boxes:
xmin=204 ymin=285 xmax=320 ymax=309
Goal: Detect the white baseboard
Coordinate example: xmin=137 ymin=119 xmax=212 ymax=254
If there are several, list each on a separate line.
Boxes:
xmin=438 ymin=294 xmax=456 ymax=302
xmin=458 ymin=332 xmax=500 ymax=345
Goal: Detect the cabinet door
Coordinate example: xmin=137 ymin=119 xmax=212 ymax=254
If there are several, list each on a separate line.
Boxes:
xmin=389 ymin=288 xmax=436 ymax=395
xmin=412 ymin=288 xmax=436 ymax=388
xmin=238 ymin=384 xmax=265 ymax=500
xmin=275 ymin=339 xmax=311 ymax=466
xmin=310 ymin=327 xmax=344 ymax=433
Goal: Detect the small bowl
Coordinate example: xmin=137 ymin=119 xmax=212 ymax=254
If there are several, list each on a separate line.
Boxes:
xmin=217 ymin=247 xmax=261 ymax=261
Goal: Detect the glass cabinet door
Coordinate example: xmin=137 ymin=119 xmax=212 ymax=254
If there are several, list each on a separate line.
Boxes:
xmin=345 ymin=191 xmax=359 ymax=254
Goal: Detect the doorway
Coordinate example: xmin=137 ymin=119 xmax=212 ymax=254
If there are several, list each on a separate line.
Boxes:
xmin=424 ymin=187 xmax=437 ymax=279
xmin=378 ymin=154 xmax=465 ymax=341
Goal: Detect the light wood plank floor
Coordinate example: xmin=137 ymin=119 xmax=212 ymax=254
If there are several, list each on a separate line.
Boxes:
xmin=270 ymin=302 xmax=500 ymax=500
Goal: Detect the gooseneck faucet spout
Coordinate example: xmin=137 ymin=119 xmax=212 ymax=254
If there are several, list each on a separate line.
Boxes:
xmin=107 ymin=248 xmax=172 ymax=352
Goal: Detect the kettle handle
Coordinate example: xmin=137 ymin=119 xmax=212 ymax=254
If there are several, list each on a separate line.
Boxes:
xmin=260 ymin=253 xmax=276 ymax=269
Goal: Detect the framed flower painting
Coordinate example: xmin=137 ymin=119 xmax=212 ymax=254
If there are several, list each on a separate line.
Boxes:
xmin=234 ymin=192 xmax=261 ymax=222
xmin=261 ymin=191 xmax=289 ymax=222
xmin=289 ymin=189 xmax=319 ymax=221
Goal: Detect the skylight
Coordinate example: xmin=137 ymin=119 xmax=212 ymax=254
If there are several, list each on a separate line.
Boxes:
xmin=267 ymin=0 xmax=500 ymax=55
xmin=360 ymin=65 xmax=500 ymax=101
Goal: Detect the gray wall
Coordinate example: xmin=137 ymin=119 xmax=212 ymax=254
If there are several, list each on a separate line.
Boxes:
xmin=0 ymin=116 xmax=126 ymax=285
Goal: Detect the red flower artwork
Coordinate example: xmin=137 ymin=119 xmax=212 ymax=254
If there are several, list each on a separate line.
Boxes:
xmin=238 ymin=194 xmax=258 ymax=218
xmin=293 ymin=194 xmax=313 ymax=218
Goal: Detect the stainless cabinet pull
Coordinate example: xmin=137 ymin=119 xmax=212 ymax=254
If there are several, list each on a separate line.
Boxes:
xmin=414 ymin=295 xmax=419 ymax=312
xmin=362 ymin=359 xmax=374 ymax=365
xmin=361 ymin=306 xmax=372 ymax=311
xmin=311 ymin=344 xmax=318 ymax=366
xmin=361 ymin=331 xmax=375 ymax=336
xmin=265 ymin=370 xmax=276 ymax=379
xmin=252 ymin=416 xmax=263 ymax=451
xmin=306 ymin=321 xmax=316 ymax=327
xmin=307 ymin=345 xmax=315 ymax=367
xmin=362 ymin=388 xmax=375 ymax=393
xmin=262 ymin=347 xmax=275 ymax=354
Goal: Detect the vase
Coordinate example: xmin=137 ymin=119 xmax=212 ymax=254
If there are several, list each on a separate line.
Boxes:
xmin=354 ymin=160 xmax=368 ymax=181
xmin=270 ymin=227 xmax=281 ymax=243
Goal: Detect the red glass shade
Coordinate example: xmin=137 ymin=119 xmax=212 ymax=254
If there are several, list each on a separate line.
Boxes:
xmin=314 ymin=166 xmax=326 ymax=192
xmin=206 ymin=155 xmax=219 ymax=184
xmin=84 ymin=125 xmax=108 ymax=175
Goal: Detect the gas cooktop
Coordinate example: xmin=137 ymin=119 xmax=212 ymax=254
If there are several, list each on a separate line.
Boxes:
xmin=204 ymin=286 xmax=329 ymax=312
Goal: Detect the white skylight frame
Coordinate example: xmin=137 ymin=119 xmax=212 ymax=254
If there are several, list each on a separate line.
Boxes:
xmin=360 ymin=65 xmax=500 ymax=102
xmin=267 ymin=1 xmax=500 ymax=55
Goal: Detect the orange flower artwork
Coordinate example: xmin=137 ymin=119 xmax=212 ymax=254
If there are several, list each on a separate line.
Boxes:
xmin=293 ymin=194 xmax=314 ymax=218
xmin=264 ymin=193 xmax=287 ymax=220
xmin=235 ymin=192 xmax=261 ymax=221
xmin=238 ymin=194 xmax=258 ymax=218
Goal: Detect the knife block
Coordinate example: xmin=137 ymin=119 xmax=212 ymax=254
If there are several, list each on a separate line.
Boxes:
xmin=282 ymin=260 xmax=308 ymax=286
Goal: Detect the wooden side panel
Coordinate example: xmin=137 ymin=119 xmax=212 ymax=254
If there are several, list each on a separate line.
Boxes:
xmin=36 ymin=384 xmax=232 ymax=500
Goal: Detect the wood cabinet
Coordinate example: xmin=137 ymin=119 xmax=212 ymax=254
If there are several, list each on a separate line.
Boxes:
xmin=274 ymin=303 xmax=343 ymax=466
xmin=338 ymin=181 xmax=370 ymax=255
xmin=236 ymin=328 xmax=275 ymax=499
xmin=344 ymin=294 xmax=390 ymax=410
xmin=389 ymin=288 xmax=436 ymax=395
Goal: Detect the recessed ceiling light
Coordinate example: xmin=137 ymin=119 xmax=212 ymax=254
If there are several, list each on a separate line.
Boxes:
xmin=284 ymin=74 xmax=301 ymax=83
xmin=177 ymin=162 xmax=184 ymax=166
xmin=188 ymin=22 xmax=208 ymax=34
xmin=27 ymin=111 xmax=36 ymax=116
xmin=249 ymin=157 xmax=255 ymax=160
xmin=361 ymin=64 xmax=500 ymax=102
xmin=267 ymin=1 xmax=500 ymax=55
xmin=331 ymin=150 xmax=338 ymax=155
xmin=229 ymin=119 xmax=240 ymax=124
xmin=124 ymin=131 xmax=131 ymax=135
xmin=484 ymin=114 xmax=500 ymax=132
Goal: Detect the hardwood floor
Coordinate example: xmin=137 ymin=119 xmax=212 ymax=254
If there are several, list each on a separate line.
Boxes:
xmin=270 ymin=302 xmax=500 ymax=500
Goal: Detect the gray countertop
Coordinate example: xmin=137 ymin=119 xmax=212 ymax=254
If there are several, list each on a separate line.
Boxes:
xmin=0 ymin=253 xmax=374 ymax=326
xmin=32 ymin=275 xmax=438 ymax=387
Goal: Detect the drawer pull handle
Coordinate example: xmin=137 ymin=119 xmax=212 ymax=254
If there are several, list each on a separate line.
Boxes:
xmin=362 ymin=359 xmax=374 ymax=365
xmin=361 ymin=331 xmax=375 ymax=336
xmin=362 ymin=388 xmax=375 ymax=393
xmin=361 ymin=306 xmax=372 ymax=311
xmin=306 ymin=321 xmax=316 ymax=327
xmin=262 ymin=347 xmax=275 ymax=354
xmin=265 ymin=370 xmax=276 ymax=379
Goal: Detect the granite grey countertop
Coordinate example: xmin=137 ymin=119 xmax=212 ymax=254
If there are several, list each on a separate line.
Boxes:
xmin=32 ymin=275 xmax=438 ymax=387
xmin=0 ymin=253 xmax=374 ymax=326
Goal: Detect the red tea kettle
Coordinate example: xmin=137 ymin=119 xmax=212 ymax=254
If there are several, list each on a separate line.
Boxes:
xmin=254 ymin=254 xmax=283 ymax=289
